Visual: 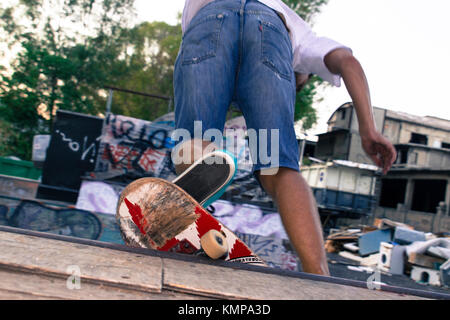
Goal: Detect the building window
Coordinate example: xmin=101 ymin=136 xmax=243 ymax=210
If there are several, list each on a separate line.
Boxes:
xmin=409 ymin=152 xmax=418 ymax=165
xmin=411 ymin=180 xmax=447 ymax=213
xmin=379 ymin=179 xmax=407 ymax=208
xmin=410 ymin=133 xmax=428 ymax=145
xmin=396 ymin=146 xmax=409 ymax=164
xmin=442 ymin=142 xmax=450 ymax=149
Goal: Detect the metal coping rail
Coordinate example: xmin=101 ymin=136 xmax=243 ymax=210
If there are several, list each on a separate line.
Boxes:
xmin=104 ymin=85 xmax=172 ymax=101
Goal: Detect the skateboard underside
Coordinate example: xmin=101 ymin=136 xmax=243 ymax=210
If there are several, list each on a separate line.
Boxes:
xmin=117 ymin=178 xmax=266 ymax=266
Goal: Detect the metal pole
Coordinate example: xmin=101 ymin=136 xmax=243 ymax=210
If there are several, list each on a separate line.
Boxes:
xmin=168 ymin=98 xmax=173 ymax=113
xmin=299 ymin=137 xmax=306 ymax=170
xmin=106 ymin=89 xmax=114 ymax=115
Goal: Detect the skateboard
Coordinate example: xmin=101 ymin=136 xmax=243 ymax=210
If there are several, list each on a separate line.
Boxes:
xmin=116 ymin=151 xmax=266 ymax=266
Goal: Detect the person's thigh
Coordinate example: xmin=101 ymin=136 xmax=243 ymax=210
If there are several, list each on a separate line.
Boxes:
xmin=174 ymin=1 xmax=241 ymax=141
xmin=236 ymin=3 xmax=299 ymax=174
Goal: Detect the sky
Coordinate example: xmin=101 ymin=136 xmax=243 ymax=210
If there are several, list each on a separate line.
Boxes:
xmin=134 ymin=0 xmax=450 ymax=135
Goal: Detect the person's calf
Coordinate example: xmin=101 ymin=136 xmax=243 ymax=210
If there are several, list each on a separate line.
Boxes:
xmin=257 ymin=168 xmax=330 ymax=276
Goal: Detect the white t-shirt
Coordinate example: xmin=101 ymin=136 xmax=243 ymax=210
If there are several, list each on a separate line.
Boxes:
xmin=182 ymin=0 xmax=351 ymax=86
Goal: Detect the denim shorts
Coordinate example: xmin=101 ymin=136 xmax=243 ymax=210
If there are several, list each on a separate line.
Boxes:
xmin=174 ymin=0 xmax=299 ymax=174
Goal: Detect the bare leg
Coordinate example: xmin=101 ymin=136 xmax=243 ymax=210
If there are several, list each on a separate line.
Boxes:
xmin=258 ymin=168 xmax=330 ymax=276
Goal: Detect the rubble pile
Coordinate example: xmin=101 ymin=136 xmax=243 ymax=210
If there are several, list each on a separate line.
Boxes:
xmin=325 ymin=218 xmax=450 ymax=288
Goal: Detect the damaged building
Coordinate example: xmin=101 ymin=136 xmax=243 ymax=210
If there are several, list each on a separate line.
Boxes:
xmin=312 ymin=102 xmax=450 ymax=233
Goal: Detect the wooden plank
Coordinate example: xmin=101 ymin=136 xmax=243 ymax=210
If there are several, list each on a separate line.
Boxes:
xmin=408 ymin=252 xmax=446 ymax=269
xmin=162 ymin=258 xmax=423 ymax=300
xmin=0 ymin=269 xmax=204 ymax=300
xmin=0 ymin=229 xmax=437 ymax=300
xmin=0 ymin=231 xmax=163 ymax=294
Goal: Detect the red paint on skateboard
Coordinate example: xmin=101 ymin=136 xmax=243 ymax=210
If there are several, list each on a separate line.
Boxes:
xmin=124 ymin=198 xmax=147 ymax=235
xmin=158 ymin=238 xmax=180 ymax=251
xmin=195 ymin=206 xmax=222 ymax=238
xmin=229 ymin=239 xmax=253 ymax=260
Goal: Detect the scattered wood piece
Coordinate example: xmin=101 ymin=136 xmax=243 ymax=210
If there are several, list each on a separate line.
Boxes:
xmin=408 ymin=252 xmax=446 ymax=269
xmin=327 ymin=229 xmax=361 ymax=241
xmin=362 ymin=226 xmax=378 ymax=233
xmin=373 ymin=218 xmax=414 ymax=231
xmin=325 ymin=240 xmax=339 ymax=253
xmin=361 ymin=253 xmax=381 ymax=267
xmin=347 ymin=266 xmax=375 ymax=274
xmin=343 ymin=242 xmax=359 ymax=253
xmin=339 ymin=251 xmax=363 ymax=263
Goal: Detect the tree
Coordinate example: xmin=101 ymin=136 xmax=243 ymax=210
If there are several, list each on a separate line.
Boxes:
xmin=0 ymin=0 xmax=330 ymax=159
xmin=284 ymin=0 xmax=329 ymax=24
xmin=105 ymin=21 xmax=182 ymax=121
xmin=0 ymin=0 xmax=136 ymax=159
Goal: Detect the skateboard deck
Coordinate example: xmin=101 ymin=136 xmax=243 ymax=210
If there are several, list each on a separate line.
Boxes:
xmin=116 ymin=177 xmax=266 ymax=266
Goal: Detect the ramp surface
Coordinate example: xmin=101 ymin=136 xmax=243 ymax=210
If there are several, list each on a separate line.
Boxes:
xmin=1 ymin=226 xmax=446 ymax=300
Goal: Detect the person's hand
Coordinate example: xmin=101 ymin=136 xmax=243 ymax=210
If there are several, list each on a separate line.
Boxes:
xmin=360 ymin=130 xmax=397 ymax=175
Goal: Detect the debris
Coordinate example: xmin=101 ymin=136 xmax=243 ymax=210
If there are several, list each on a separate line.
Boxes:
xmin=325 ymin=228 xmax=362 ymax=253
xmin=411 ymin=266 xmax=442 ymax=287
xmin=347 ymin=266 xmax=374 ymax=273
xmin=379 ymin=242 xmax=406 ymax=275
xmin=343 ymin=242 xmax=359 ymax=253
xmin=440 ymin=260 xmax=450 ymax=288
xmin=373 ymin=218 xmax=414 ymax=230
xmin=393 ymin=227 xmax=426 ymax=245
xmin=325 ymin=218 xmax=450 ymax=289
xmin=360 ymin=253 xmax=381 ymax=268
xmin=339 ymin=251 xmax=363 ymax=263
xmin=408 ymin=252 xmax=446 ymax=269
xmin=405 ymin=238 xmax=450 ymax=260
xmin=358 ymin=229 xmax=392 ymax=256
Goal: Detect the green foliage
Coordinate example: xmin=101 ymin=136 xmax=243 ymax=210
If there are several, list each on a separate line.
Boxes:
xmin=294 ymin=75 xmax=323 ymax=130
xmin=283 ymin=0 xmax=329 ymax=23
xmin=0 ymin=0 xmax=136 ymax=159
xmin=107 ymin=21 xmax=182 ymax=120
xmin=0 ymin=0 xmax=330 ymax=159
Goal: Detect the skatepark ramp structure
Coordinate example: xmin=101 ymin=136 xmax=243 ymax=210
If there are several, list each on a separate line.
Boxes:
xmin=0 ymin=226 xmax=448 ymax=300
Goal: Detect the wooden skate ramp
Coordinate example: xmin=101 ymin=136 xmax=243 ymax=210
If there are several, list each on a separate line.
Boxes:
xmin=0 ymin=226 xmax=446 ymax=300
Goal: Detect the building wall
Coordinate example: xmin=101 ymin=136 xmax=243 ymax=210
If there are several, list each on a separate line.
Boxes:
xmin=349 ymin=107 xmax=386 ymax=133
xmin=327 ymin=104 xmax=353 ymax=131
xmin=348 ymin=134 xmax=372 ymax=164
xmin=314 ymin=131 xmax=350 ymax=160
xmin=385 ymin=118 xmax=450 ymax=148
xmin=396 ymin=145 xmax=450 ymax=169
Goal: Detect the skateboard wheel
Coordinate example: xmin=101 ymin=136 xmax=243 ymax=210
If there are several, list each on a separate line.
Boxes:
xmin=200 ymin=230 xmax=228 ymax=259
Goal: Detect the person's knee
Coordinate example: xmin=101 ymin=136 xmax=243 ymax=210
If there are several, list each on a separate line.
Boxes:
xmin=257 ymin=167 xmax=300 ymax=196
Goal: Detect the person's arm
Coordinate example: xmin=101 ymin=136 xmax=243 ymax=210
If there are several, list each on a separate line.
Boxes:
xmin=324 ymin=48 xmax=397 ymax=174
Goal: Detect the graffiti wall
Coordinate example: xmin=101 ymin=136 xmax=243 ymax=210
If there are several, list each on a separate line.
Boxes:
xmin=209 ymin=200 xmax=288 ymax=239
xmin=235 ymin=232 xmax=299 ymax=271
xmin=94 ymin=113 xmax=177 ymax=181
xmin=75 ymin=180 xmax=124 ymax=215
